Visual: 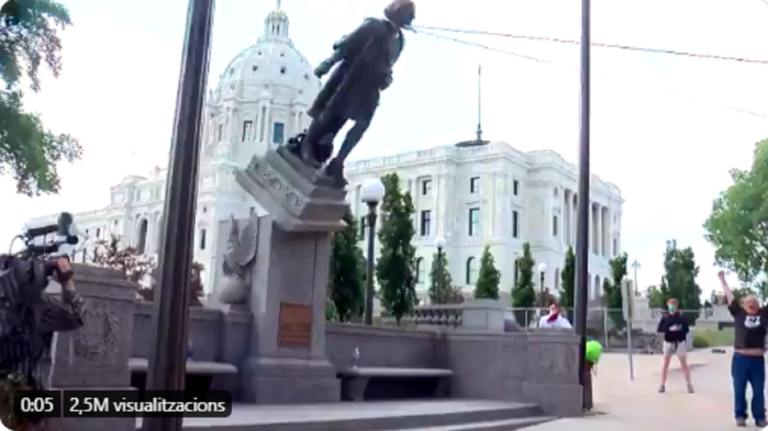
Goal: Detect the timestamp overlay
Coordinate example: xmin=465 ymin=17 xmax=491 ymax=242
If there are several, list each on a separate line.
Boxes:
xmin=15 ymin=390 xmax=232 ymax=418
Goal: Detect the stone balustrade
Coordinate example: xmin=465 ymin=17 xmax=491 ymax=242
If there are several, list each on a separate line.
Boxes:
xmin=382 ymin=300 xmax=506 ymax=332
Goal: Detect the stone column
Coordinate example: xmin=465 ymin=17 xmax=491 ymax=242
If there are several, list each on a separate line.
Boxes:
xmin=235 ymin=148 xmax=347 ymax=404
xmin=596 ymin=204 xmax=603 ymax=257
xmin=47 ymin=265 xmax=137 ymax=431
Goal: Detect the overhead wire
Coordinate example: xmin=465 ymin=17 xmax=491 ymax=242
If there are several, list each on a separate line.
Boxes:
xmin=412 ymin=29 xmax=768 ymax=120
xmin=413 ymin=25 xmax=768 ymax=65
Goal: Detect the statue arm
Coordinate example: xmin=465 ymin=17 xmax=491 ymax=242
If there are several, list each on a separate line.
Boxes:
xmin=317 ymin=19 xmax=382 ymax=77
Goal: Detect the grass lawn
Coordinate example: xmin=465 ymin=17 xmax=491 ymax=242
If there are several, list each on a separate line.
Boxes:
xmin=693 ymin=328 xmax=735 ymax=347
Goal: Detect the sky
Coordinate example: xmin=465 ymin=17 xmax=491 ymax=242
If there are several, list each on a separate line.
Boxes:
xmin=1 ymin=0 xmax=766 ymax=300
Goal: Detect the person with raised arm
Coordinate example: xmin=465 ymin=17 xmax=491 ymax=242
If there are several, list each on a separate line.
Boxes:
xmin=720 ymin=270 xmax=768 ymax=427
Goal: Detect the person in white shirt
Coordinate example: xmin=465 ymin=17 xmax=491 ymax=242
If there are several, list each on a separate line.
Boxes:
xmin=539 ymin=301 xmax=573 ymax=329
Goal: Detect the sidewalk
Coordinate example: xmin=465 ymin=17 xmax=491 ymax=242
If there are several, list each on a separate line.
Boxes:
xmin=526 ymin=349 xmax=753 ymax=430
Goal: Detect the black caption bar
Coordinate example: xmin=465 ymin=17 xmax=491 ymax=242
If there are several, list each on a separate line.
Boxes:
xmin=15 ymin=390 xmax=232 ymax=418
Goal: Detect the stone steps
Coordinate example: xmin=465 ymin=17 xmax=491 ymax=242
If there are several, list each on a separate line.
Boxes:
xmin=386 ymin=416 xmax=556 ymax=430
xmin=138 ymin=400 xmax=554 ymax=431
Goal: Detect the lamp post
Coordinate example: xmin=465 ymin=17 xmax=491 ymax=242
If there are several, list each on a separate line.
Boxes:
xmin=537 ymin=262 xmax=548 ymax=308
xmin=362 ymin=178 xmax=385 ymax=325
xmin=142 ymin=0 xmax=214 ymax=430
xmin=435 ymin=235 xmax=447 ymax=302
xmin=631 ymin=259 xmax=640 ymax=297
xmin=574 ymin=0 xmax=592 ymax=411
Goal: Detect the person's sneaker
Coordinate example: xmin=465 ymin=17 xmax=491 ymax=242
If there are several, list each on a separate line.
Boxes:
xmin=687 ymin=384 xmax=694 ymax=393
xmin=735 ymin=417 xmax=746 ymax=427
xmin=755 ymin=419 xmax=767 ymax=427
xmin=658 ymin=385 xmax=665 ymax=393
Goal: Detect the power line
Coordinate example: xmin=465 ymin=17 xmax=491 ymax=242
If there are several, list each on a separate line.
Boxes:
xmin=414 ymin=29 xmax=768 ymax=120
xmin=413 ymin=25 xmax=768 ymax=65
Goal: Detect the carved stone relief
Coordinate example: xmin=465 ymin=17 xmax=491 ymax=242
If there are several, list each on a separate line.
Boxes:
xmin=248 ymin=159 xmax=306 ymax=211
xmin=73 ymin=307 xmax=119 ymax=360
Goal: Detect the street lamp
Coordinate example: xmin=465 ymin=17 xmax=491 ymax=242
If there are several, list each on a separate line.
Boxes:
xmin=435 ymin=235 xmax=447 ymax=302
xmin=631 ymin=260 xmax=640 ymax=297
xmin=362 ymin=178 xmax=385 ymax=325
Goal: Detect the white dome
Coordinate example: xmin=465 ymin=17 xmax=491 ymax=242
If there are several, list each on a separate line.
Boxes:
xmin=210 ymin=6 xmax=320 ymax=107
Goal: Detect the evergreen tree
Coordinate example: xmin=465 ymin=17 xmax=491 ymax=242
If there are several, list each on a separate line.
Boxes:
xmin=375 ymin=173 xmax=417 ymax=324
xmin=328 ymin=212 xmax=365 ymax=322
xmin=511 ymin=242 xmax=536 ymax=325
xmin=428 ymin=250 xmax=456 ymax=304
xmin=474 ymin=246 xmax=500 ymax=299
xmin=662 ymin=240 xmax=702 ymax=324
xmin=602 ymin=252 xmax=628 ymax=327
xmin=559 ymin=247 xmax=576 ymax=310
xmin=1 ymin=0 xmax=82 ymax=195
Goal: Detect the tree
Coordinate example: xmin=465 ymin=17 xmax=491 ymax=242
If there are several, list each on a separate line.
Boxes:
xmin=559 ymin=246 xmax=576 ymax=310
xmin=704 ymin=139 xmax=768 ymax=285
xmin=662 ymin=240 xmax=702 ymax=324
xmin=328 ymin=212 xmax=365 ymax=322
xmin=647 ymin=284 xmax=667 ymax=308
xmin=473 ymin=246 xmax=500 ymax=300
xmin=602 ymin=252 xmax=628 ymax=327
xmin=91 ymin=234 xmax=204 ymax=306
xmin=375 ymin=173 xmax=418 ymax=324
xmin=1 ymin=0 xmax=82 ymax=195
xmin=511 ymin=242 xmax=536 ymax=326
xmin=428 ymin=250 xmax=461 ymax=304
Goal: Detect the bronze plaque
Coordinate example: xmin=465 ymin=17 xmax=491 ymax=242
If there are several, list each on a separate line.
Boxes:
xmin=278 ymin=303 xmax=313 ymax=348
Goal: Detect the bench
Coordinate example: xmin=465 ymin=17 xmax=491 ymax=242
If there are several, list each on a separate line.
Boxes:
xmin=129 ymin=358 xmax=238 ymax=396
xmin=337 ymin=367 xmax=453 ymax=402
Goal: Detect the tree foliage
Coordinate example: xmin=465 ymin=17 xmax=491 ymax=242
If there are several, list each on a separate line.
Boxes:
xmin=559 ymin=246 xmax=575 ymax=309
xmin=662 ymin=240 xmax=702 ymax=323
xmin=375 ymin=173 xmax=417 ymax=324
xmin=704 ymin=139 xmax=768 ymax=284
xmin=473 ymin=246 xmax=500 ymax=300
xmin=1 ymin=0 xmax=82 ymax=195
xmin=328 ymin=212 xmax=365 ymax=322
xmin=646 ymin=284 xmax=667 ymax=308
xmin=511 ymin=242 xmax=536 ymax=325
xmin=91 ymin=234 xmax=203 ymax=306
xmin=602 ymin=252 xmax=628 ymax=327
xmin=428 ymin=249 xmax=462 ymax=304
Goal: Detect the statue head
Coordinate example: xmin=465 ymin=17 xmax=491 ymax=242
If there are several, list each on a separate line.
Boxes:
xmin=385 ymin=0 xmax=415 ymax=28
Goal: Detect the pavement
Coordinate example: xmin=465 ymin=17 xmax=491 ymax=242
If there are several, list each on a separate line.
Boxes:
xmin=525 ymin=348 xmax=763 ymax=430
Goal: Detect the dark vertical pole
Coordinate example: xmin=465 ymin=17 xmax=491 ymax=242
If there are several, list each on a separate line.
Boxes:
xmin=574 ymin=0 xmax=592 ymax=410
xmin=364 ymin=203 xmax=378 ymax=325
xmin=142 ymin=0 xmax=214 ymax=430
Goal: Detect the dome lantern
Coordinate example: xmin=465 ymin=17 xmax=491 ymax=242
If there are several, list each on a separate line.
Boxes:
xmin=263 ymin=0 xmax=289 ymax=41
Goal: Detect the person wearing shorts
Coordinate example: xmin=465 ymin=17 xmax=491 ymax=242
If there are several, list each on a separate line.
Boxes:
xmin=657 ymin=298 xmax=693 ymax=393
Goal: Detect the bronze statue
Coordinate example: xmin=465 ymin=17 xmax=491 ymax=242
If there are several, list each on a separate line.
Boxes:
xmin=285 ymin=0 xmax=415 ymax=186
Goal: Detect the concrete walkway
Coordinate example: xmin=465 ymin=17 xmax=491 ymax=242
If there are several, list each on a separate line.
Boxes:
xmin=526 ymin=348 xmax=759 ymax=430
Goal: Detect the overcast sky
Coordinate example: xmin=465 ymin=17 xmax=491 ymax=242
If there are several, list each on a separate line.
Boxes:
xmin=2 ymin=0 xmax=766 ymax=300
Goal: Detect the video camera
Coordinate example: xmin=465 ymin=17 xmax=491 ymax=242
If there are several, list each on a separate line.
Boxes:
xmin=0 ymin=212 xmax=83 ymax=303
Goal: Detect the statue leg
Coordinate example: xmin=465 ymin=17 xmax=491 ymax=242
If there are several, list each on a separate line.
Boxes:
xmin=302 ymin=114 xmax=346 ymax=167
xmin=324 ymin=116 xmax=372 ymax=183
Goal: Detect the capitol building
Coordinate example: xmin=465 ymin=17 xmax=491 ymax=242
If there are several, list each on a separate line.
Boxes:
xmin=26 ymin=4 xmax=624 ymax=303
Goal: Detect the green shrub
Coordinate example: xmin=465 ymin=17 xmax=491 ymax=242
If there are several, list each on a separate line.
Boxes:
xmin=692 ymin=334 xmax=710 ymax=348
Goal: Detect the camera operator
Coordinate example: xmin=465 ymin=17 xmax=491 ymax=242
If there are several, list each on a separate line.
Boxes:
xmin=0 ymin=257 xmax=85 ymax=431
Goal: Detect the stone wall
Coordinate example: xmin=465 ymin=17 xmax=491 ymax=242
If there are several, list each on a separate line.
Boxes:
xmin=129 ymin=305 xmax=581 ymax=417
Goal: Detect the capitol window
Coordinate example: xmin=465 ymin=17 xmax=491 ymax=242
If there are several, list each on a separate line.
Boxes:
xmin=273 ymin=122 xmax=285 ymax=144
xmin=552 ymin=215 xmax=558 ymax=237
xmin=420 ymin=210 xmax=431 ymax=237
xmin=470 ymin=177 xmax=480 ymax=194
xmin=416 ymin=258 xmax=425 ymax=284
xmin=512 ymin=211 xmax=519 ymax=238
xmin=468 ymin=208 xmax=480 ymax=236
xmin=242 ymin=121 xmax=254 ymax=142
xmin=466 ymin=257 xmax=478 ymax=285
xmin=421 ymin=179 xmax=432 ymax=196
xmin=513 ymin=179 xmax=519 ymax=196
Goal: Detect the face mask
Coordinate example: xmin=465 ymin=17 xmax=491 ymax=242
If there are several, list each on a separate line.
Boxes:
xmin=668 ymin=305 xmax=676 ymax=312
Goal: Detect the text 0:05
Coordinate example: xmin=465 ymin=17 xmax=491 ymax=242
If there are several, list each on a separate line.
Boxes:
xmin=21 ymin=397 xmax=55 ymax=413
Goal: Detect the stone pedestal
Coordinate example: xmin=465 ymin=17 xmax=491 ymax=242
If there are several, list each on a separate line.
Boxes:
xmin=235 ymin=149 xmax=348 ymax=403
xmin=47 ymin=265 xmax=137 ymax=431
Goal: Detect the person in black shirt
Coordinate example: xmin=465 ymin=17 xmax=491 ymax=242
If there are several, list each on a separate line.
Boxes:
xmin=656 ymin=298 xmax=693 ymax=393
xmin=720 ymin=270 xmax=768 ymax=428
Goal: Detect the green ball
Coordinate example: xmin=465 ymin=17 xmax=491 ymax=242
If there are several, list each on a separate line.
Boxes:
xmin=585 ymin=340 xmax=603 ymax=364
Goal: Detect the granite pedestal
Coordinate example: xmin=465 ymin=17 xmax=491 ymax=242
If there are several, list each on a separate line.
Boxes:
xmin=235 ymin=148 xmax=348 ymax=403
